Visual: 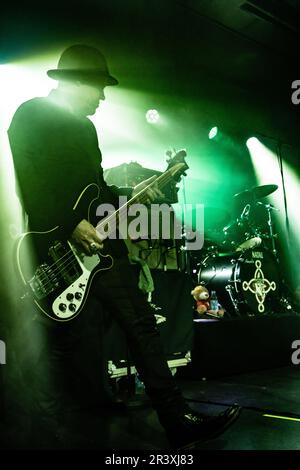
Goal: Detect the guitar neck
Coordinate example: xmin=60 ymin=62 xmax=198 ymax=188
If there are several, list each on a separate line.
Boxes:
xmin=96 ymin=163 xmax=184 ymax=235
xmin=125 ymin=164 xmax=181 ymax=208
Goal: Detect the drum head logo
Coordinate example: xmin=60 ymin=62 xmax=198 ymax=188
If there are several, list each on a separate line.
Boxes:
xmin=242 ymin=260 xmax=277 ymax=313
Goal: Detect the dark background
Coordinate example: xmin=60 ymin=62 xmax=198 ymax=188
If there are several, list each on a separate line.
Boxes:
xmin=1 ymin=0 xmax=300 ymax=143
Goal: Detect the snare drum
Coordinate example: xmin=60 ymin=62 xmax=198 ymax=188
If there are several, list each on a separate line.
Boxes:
xmin=198 ymin=249 xmax=279 ymax=316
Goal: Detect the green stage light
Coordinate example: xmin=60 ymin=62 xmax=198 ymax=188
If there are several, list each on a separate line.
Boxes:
xmin=208 ymin=126 xmax=218 ymax=140
xmin=246 ymin=136 xmax=300 ymax=289
xmin=145 ymin=109 xmax=160 ymax=124
xmin=246 ymin=137 xmax=259 ymax=148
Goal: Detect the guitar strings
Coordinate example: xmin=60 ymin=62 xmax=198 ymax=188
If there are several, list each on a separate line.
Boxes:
xmin=34 ymin=165 xmax=184 ymax=292
xmin=96 ymin=164 xmax=184 ymax=237
xmin=34 ymin=168 xmax=178 ymax=288
xmin=35 ymin=165 xmax=182 ymax=292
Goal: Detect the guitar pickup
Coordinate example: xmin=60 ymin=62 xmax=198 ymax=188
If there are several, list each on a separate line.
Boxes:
xmin=29 ymin=263 xmax=59 ymax=299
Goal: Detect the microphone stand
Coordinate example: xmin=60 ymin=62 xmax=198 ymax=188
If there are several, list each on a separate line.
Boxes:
xmin=179 ymin=177 xmax=191 ymax=274
xmin=266 ymin=204 xmax=278 ymax=259
xmin=253 ymin=132 xmax=292 ymax=252
xmin=276 ymin=140 xmax=291 ymax=252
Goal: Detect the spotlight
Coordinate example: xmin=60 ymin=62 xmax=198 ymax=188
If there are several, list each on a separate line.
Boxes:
xmin=146 ymin=109 xmax=159 ymax=124
xmin=208 ymin=126 xmax=218 ymax=140
xmin=246 ymin=137 xmax=260 ymax=148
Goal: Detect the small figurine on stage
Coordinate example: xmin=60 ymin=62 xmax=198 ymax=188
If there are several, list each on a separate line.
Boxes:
xmin=191 ymin=285 xmax=225 ymax=319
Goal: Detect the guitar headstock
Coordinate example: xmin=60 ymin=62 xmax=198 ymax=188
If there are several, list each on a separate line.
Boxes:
xmin=165 ymin=148 xmax=189 ymax=182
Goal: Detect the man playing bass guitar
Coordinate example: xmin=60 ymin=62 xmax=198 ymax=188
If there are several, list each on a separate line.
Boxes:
xmin=8 ymin=44 xmax=240 ymax=449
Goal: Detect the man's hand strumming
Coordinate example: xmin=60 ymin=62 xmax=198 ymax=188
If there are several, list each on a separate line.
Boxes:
xmin=71 ymin=219 xmax=104 ymax=255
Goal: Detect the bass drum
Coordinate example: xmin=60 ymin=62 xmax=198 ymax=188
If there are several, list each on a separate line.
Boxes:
xmin=198 ymin=249 xmax=280 ymax=316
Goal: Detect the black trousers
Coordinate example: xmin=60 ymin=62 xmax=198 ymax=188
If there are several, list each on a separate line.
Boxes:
xmin=91 ymin=256 xmax=185 ymax=411
xmin=9 ymin=256 xmax=186 ymax=441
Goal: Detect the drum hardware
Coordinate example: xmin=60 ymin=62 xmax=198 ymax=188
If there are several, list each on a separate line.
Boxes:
xmin=240 ymin=203 xmax=251 ymax=220
xmin=222 ymin=183 xmax=279 ymax=257
xmin=279 ymin=295 xmax=293 ymax=312
xmin=256 ymin=201 xmax=278 ymax=211
xmin=225 ymin=285 xmax=241 ymax=316
xmin=256 ymin=201 xmax=279 ymax=258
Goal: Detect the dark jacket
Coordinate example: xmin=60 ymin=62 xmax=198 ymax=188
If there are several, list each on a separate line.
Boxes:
xmin=8 ymin=89 xmax=131 ymax=255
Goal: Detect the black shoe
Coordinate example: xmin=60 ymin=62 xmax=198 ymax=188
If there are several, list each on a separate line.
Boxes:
xmin=161 ymin=404 xmax=241 ymax=449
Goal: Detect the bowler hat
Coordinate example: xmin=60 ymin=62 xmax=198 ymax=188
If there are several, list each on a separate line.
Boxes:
xmin=47 ymin=44 xmax=118 ymax=86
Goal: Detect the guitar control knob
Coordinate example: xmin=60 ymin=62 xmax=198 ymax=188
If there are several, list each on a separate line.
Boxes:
xmin=79 ymin=283 xmax=86 ymax=289
xmin=59 ymin=303 xmax=67 ymax=312
xmin=69 ymin=303 xmax=76 ymax=312
xmin=66 ymin=293 xmax=74 ymax=301
xmin=75 ymin=292 xmax=82 ymax=300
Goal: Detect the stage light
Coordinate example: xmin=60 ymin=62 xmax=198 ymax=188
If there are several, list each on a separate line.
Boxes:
xmin=246 ymin=137 xmax=260 ymax=148
xmin=145 ymin=109 xmax=160 ymax=124
xmin=208 ymin=126 xmax=218 ymax=140
xmin=0 ymin=54 xmax=59 ymax=308
xmin=246 ymin=136 xmax=300 ymax=289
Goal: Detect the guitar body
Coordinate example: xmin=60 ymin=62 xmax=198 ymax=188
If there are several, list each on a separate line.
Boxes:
xmin=16 ymin=227 xmax=113 ymax=322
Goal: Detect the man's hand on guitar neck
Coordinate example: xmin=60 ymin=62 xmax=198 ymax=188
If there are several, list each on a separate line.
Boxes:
xmin=71 ymin=219 xmax=104 ymax=256
xmin=71 ymin=176 xmax=164 ymax=255
xmin=132 ymin=175 xmax=164 ymax=204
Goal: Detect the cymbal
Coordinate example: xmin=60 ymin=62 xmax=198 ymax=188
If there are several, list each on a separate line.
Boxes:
xmin=234 ymin=184 xmax=278 ymax=201
xmin=252 ymin=184 xmax=278 ymax=199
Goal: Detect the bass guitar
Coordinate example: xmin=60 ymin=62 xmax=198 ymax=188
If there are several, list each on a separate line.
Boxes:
xmin=16 ymin=149 xmax=188 ymax=321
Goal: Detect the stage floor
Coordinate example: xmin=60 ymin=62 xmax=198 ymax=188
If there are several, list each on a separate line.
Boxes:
xmin=4 ymin=365 xmax=300 ymax=451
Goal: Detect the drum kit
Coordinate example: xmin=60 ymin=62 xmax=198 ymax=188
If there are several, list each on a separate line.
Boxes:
xmin=197 ymin=184 xmax=282 ymax=317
